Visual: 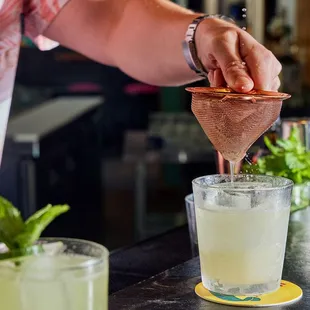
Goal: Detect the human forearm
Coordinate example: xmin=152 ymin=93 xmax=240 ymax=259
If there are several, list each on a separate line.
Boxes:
xmin=106 ymin=0 xmax=203 ymax=86
xmin=45 ymin=0 xmax=282 ymax=91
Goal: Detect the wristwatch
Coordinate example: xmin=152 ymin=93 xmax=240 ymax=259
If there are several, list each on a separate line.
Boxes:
xmin=182 ymin=15 xmax=235 ymax=77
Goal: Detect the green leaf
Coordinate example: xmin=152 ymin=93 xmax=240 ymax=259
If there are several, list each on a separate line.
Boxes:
xmin=0 ymin=197 xmax=24 ymax=250
xmin=293 ymin=171 xmax=303 ymax=184
xmin=245 ymin=126 xmax=310 ymax=185
xmin=264 ymin=136 xmax=282 ymax=155
xmin=285 ymin=126 xmax=305 ymax=153
xmin=14 ymin=205 xmax=70 ymax=248
xmin=276 ymin=139 xmax=295 ymax=151
xmin=256 ymin=157 xmax=266 ymax=172
xmin=301 ymin=168 xmax=310 ymax=180
xmin=242 ymin=163 xmax=260 ymax=174
xmin=289 ymin=126 xmax=301 ymax=143
xmin=285 ymin=153 xmax=307 ymax=170
xmin=0 ymin=199 xmax=70 ymax=262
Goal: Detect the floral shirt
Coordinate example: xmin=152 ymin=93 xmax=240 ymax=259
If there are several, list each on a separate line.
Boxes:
xmin=0 ymin=0 xmax=68 ymax=156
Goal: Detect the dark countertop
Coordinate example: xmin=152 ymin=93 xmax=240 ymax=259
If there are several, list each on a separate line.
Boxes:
xmin=109 ymin=209 xmax=310 ymax=309
xmin=109 ymin=226 xmax=192 ymax=293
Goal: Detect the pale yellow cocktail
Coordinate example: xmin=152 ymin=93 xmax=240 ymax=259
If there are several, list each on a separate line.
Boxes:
xmin=0 ymin=239 xmax=109 ymax=310
xmin=193 ymin=175 xmax=293 ymax=296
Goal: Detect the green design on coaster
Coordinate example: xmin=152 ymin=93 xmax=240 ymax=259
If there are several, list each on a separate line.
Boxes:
xmin=195 ymin=280 xmax=302 ymax=307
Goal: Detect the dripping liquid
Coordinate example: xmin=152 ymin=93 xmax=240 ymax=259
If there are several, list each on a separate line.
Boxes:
xmin=244 ymin=154 xmax=252 ymax=166
xmin=229 ymin=161 xmax=235 ymax=183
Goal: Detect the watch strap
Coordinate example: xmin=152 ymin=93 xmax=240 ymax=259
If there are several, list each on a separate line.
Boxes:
xmin=182 ymin=14 xmax=235 ymax=77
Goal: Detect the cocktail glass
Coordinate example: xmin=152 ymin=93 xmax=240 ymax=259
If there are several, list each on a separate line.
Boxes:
xmin=192 ymin=174 xmax=293 ymax=296
xmin=185 ymin=193 xmax=199 ymax=257
xmin=0 ymin=238 xmax=109 ymax=310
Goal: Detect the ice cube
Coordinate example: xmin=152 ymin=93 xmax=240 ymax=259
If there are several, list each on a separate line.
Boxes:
xmin=20 ymin=256 xmax=70 ymax=310
xmin=214 ymin=187 xmax=252 ymax=210
xmin=21 ymin=256 xmax=64 ymax=281
xmin=231 ymin=192 xmax=252 ymax=209
xmin=40 ymin=241 xmax=66 ymax=256
xmin=216 ymin=182 xmax=273 ymax=190
xmin=215 ymin=182 xmax=274 ymax=209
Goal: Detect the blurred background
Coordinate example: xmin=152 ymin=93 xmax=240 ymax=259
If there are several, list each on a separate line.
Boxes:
xmin=1 ymin=0 xmax=309 ymax=251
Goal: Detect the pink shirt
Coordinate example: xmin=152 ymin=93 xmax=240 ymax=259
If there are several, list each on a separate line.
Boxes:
xmin=0 ymin=0 xmax=68 ymax=157
xmin=0 ymin=0 xmax=69 ymax=102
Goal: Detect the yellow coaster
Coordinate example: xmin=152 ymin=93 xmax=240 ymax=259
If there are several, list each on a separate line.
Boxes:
xmin=195 ymin=280 xmax=303 ymax=308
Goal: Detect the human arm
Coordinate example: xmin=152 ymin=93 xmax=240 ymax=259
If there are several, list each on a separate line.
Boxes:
xmin=30 ymin=0 xmax=281 ymax=90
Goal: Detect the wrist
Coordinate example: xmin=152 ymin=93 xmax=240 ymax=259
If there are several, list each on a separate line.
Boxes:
xmin=182 ymin=15 xmax=235 ymax=77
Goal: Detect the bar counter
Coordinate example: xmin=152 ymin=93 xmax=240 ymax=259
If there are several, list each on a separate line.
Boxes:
xmin=109 ymin=209 xmax=310 ymax=309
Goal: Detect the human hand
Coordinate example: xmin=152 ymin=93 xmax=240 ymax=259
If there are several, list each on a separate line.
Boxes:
xmin=195 ymin=18 xmax=282 ymax=92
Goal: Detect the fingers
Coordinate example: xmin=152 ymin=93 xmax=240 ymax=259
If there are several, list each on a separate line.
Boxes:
xmin=196 ymin=19 xmax=282 ymax=92
xmin=239 ymin=31 xmax=282 ymax=90
xmin=208 ymin=69 xmax=225 ymax=87
xmin=208 ymin=70 xmax=214 ymax=85
xmin=211 ymin=30 xmax=254 ymax=92
xmin=270 ymin=76 xmax=281 ymax=91
xmin=209 ymin=69 xmax=280 ymax=90
xmin=213 ymin=69 xmax=225 ymax=87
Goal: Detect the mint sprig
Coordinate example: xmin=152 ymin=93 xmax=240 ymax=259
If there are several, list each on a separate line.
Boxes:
xmin=0 ymin=196 xmax=69 ymax=253
xmin=243 ymin=126 xmax=310 ymax=184
xmin=0 ymin=197 xmax=24 ymax=249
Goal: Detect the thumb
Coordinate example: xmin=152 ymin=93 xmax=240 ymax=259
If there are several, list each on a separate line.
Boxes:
xmin=212 ymin=33 xmax=254 ymax=92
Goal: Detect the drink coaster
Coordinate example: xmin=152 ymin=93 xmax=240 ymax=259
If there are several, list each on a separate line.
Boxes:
xmin=195 ymin=280 xmax=302 ymax=307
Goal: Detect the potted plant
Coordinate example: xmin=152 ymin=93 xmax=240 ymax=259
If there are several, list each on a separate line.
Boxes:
xmin=243 ymin=126 xmax=310 ymax=213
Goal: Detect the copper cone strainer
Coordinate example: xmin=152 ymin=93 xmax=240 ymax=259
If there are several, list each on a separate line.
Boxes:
xmin=186 ymin=87 xmax=291 ymax=163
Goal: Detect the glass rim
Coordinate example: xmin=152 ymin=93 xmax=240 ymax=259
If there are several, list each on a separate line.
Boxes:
xmin=192 ymin=174 xmax=294 ymax=191
xmin=185 ymin=193 xmax=194 ymax=203
xmin=0 ymin=237 xmax=109 ymax=271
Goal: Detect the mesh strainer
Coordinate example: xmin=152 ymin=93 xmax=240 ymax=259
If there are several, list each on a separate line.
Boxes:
xmin=186 ymin=87 xmax=291 ymax=163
